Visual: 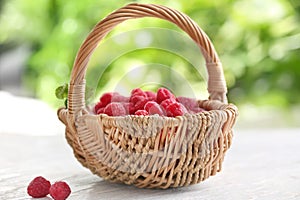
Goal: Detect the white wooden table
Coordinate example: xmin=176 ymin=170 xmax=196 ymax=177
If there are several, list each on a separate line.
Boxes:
xmin=1 ymin=128 xmax=299 ymax=200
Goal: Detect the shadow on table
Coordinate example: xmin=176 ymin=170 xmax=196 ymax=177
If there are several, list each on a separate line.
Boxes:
xmin=84 ymin=180 xmax=209 ymax=200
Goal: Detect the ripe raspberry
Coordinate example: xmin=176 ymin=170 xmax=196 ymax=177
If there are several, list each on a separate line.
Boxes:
xmin=129 ymin=95 xmax=148 ymax=113
xmin=156 ymin=88 xmax=176 ymax=104
xmin=160 ymin=98 xmax=177 ymax=111
xmin=144 ymin=101 xmax=165 ymax=116
xmin=94 ymin=101 xmax=104 ymax=113
xmin=166 ymin=102 xmax=187 ymax=117
xmin=111 ymin=94 xmax=129 ymax=102
xmin=49 ymin=181 xmax=71 ymax=200
xmin=96 ymin=107 xmax=105 ymax=114
xmin=27 ymin=176 xmax=51 ymax=198
xmin=131 ymin=88 xmax=147 ymax=97
xmin=122 ymin=102 xmax=135 ymax=114
xmin=145 ymin=91 xmax=156 ymax=101
xmin=104 ymin=102 xmax=127 ymax=116
xmin=135 ymin=110 xmax=149 ymax=116
xmin=100 ymin=92 xmax=118 ymax=106
xmin=130 ymin=95 xmax=145 ymax=104
xmin=134 ymin=98 xmax=148 ymax=112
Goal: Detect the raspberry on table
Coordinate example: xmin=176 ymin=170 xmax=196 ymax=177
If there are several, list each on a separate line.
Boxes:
xmin=49 ymin=181 xmax=71 ymax=200
xmin=156 ymin=88 xmax=176 ymax=104
xmin=104 ymin=102 xmax=127 ymax=116
xmin=27 ymin=176 xmax=51 ymax=198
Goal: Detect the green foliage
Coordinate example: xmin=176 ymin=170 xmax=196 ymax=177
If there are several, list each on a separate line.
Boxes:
xmin=55 ymin=83 xmax=68 ymax=100
xmin=0 ymin=0 xmax=299 ymax=109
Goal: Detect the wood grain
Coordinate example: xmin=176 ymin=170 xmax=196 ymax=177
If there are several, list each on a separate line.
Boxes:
xmin=0 ymin=129 xmax=299 ymax=200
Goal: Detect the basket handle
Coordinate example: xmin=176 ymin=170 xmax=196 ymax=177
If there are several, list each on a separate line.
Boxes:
xmin=68 ymin=3 xmax=228 ymax=115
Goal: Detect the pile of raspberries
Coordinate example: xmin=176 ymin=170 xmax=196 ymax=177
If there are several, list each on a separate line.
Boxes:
xmin=94 ymin=87 xmax=205 ymax=117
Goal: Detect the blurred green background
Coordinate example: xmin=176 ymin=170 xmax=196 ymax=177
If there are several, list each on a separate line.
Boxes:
xmin=0 ymin=0 xmax=299 ymax=127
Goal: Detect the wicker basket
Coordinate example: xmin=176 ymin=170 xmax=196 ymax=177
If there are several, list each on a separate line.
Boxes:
xmin=58 ymin=3 xmax=238 ymax=189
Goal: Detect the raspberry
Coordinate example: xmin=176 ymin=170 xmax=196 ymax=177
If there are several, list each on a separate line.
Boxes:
xmin=96 ymin=107 xmax=105 ymax=114
xmin=94 ymin=101 xmax=104 ymax=113
xmin=166 ymin=102 xmax=187 ymax=117
xmin=160 ymin=98 xmax=177 ymax=111
xmin=135 ymin=110 xmax=149 ymax=116
xmin=122 ymin=102 xmax=135 ymax=114
xmin=27 ymin=176 xmax=51 ymax=198
xmin=134 ymin=98 xmax=148 ymax=112
xmin=111 ymin=94 xmax=129 ymax=102
xmin=131 ymin=88 xmax=147 ymax=97
xmin=104 ymin=102 xmax=127 ymax=116
xmin=130 ymin=95 xmax=145 ymax=104
xmin=129 ymin=95 xmax=148 ymax=113
xmin=156 ymin=88 xmax=176 ymax=104
xmin=145 ymin=91 xmax=156 ymax=101
xmin=49 ymin=181 xmax=71 ymax=200
xmin=144 ymin=101 xmax=164 ymax=116
xmin=99 ymin=92 xmax=119 ymax=106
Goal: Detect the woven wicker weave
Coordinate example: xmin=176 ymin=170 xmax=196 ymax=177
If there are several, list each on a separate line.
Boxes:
xmin=57 ymin=3 xmax=238 ymax=189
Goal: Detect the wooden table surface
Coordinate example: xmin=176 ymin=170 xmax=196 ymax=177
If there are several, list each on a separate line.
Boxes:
xmin=1 ymin=128 xmax=299 ymax=200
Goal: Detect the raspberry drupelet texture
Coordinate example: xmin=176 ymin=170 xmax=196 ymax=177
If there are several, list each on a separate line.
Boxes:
xmin=27 ymin=176 xmax=51 ymax=198
xmin=49 ymin=181 xmax=71 ymax=200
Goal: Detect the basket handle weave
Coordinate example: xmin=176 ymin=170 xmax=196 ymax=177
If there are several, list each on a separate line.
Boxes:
xmin=67 ymin=3 xmax=228 ymax=115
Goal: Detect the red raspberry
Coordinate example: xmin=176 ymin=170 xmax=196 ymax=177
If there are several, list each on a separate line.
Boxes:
xmin=156 ymin=88 xmax=176 ymax=104
xmin=96 ymin=107 xmax=105 ymax=114
xmin=134 ymin=98 xmax=148 ymax=112
xmin=135 ymin=110 xmax=149 ymax=116
xmin=144 ymin=101 xmax=165 ymax=116
xmin=49 ymin=181 xmax=71 ymax=200
xmin=111 ymin=94 xmax=129 ymax=102
xmin=94 ymin=101 xmax=104 ymax=113
xmin=129 ymin=95 xmax=148 ymax=113
xmin=27 ymin=176 xmax=51 ymax=198
xmin=130 ymin=95 xmax=145 ymax=104
xmin=160 ymin=98 xmax=177 ymax=110
xmin=104 ymin=102 xmax=127 ymax=116
xmin=145 ymin=91 xmax=156 ymax=101
xmin=131 ymin=88 xmax=147 ymax=97
xmin=100 ymin=92 xmax=118 ymax=106
xmin=123 ymin=102 xmax=135 ymax=114
xmin=166 ymin=102 xmax=187 ymax=117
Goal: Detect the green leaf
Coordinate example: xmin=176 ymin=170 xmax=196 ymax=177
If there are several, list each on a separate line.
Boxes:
xmin=55 ymin=83 xmax=68 ymax=99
